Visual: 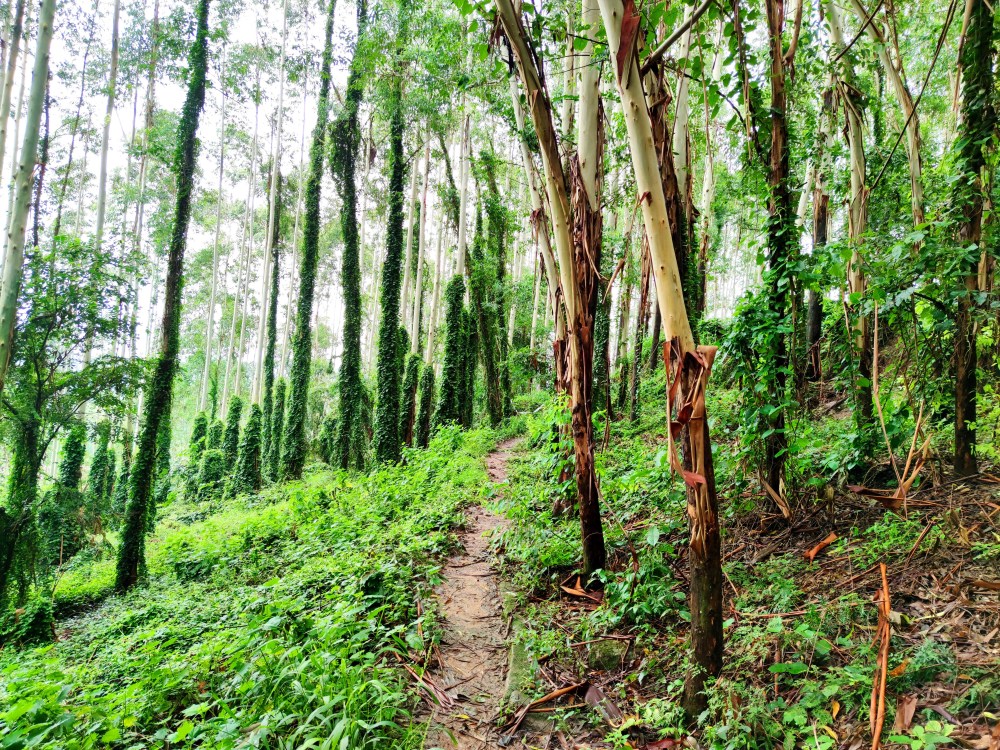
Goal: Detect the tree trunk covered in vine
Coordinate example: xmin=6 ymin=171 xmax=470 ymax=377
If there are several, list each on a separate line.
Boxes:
xmin=331 ymin=0 xmax=366 ymax=470
xmin=281 ymin=0 xmax=337 ymax=480
xmin=372 ymin=7 xmax=409 ymax=465
xmin=953 ymin=0 xmax=994 ymax=476
xmin=116 ymin=0 xmax=210 ymax=592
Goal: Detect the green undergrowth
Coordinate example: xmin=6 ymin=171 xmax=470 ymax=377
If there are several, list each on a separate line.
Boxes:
xmin=492 ymin=378 xmax=994 ymax=750
xmin=0 ymin=426 xmax=494 ymax=749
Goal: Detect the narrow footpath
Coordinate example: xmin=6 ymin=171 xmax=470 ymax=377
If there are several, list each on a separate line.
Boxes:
xmin=422 ymin=438 xmax=524 ymax=749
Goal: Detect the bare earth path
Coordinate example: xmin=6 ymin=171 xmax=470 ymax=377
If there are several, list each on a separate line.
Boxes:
xmin=422 ymin=438 xmax=521 ymax=749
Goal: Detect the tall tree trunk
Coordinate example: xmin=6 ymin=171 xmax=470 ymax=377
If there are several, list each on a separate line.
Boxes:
xmin=806 ymin=85 xmax=834 ymax=383
xmin=0 ymin=0 xmax=26 ymax=188
xmin=510 ymin=77 xmax=566 ymax=378
xmin=92 ymin=0 xmax=120 ymax=254
xmin=260 ymin=173 xmax=283 ymax=478
xmin=51 ymin=0 xmax=96 ymax=241
xmin=401 ymin=134 xmax=420 ymax=329
xmin=0 ymin=0 xmax=53 ymax=396
xmin=253 ymin=0 xmax=289 ymax=404
xmin=282 ymin=0 xmax=337 ymax=479
xmin=953 ymin=0 xmax=994 ymax=476
xmin=331 ymin=0 xmax=367 ymax=471
xmin=763 ymin=0 xmax=793 ymax=505
xmin=116 ymin=0 xmax=210 ymax=591
xmin=410 ymin=143 xmax=431 ymax=353
xmin=495 ymin=0 xmax=607 ymax=578
xmin=828 ymin=0 xmax=873 ymax=443
xmin=233 ymin=89 xmax=261 ymax=399
xmin=0 ymin=417 xmax=41 ymax=605
xmin=200 ymin=50 xmax=226 ymax=412
xmin=372 ymin=31 xmax=407 ymax=464
xmin=847 ymin=0 xmax=924 ymax=227
xmin=280 ymin=70 xmax=311 ymax=381
xmin=599 ymin=0 xmax=722 ymax=719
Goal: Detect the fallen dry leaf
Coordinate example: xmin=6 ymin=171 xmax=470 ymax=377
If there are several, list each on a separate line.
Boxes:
xmin=804 ymin=532 xmax=838 ymax=562
xmin=892 ymin=695 xmax=917 ymax=733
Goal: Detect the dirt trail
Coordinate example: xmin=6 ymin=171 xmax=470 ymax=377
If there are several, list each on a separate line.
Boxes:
xmin=421 ymin=438 xmax=521 ymax=749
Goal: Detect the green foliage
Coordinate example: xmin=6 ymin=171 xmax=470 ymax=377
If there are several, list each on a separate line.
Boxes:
xmin=283 ymin=0 xmax=338 ymax=481
xmin=196 ymin=448 xmax=226 ymax=500
xmin=0 ymin=594 xmax=53 ymax=648
xmin=330 ymin=0 xmax=368 ymax=472
xmin=399 ymin=354 xmax=421 ymax=446
xmin=58 ymin=424 xmax=88 ymax=490
xmin=88 ymin=423 xmax=114 ymax=514
xmin=461 ymin=308 xmax=478 ymax=428
xmin=265 ymin=379 xmax=286 ymax=482
xmin=260 ymin=174 xmax=284 ymax=478
xmin=372 ymin=37 xmax=408 ymax=465
xmin=188 ymin=411 xmax=208 ymax=466
xmin=221 ymin=395 xmax=243 ymax=466
xmin=232 ymin=404 xmax=263 ymax=496
xmin=434 ymin=275 xmax=467 ymax=428
xmin=0 ymin=427 xmax=494 ymax=747
xmin=207 ymin=419 xmax=224 ymax=450
xmin=117 ymin=0 xmax=211 ymax=593
xmin=415 ymin=365 xmax=435 ymax=449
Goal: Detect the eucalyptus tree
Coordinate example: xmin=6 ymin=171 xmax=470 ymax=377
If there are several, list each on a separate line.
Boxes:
xmin=0 ymin=0 xmax=56 ymax=397
xmin=372 ymin=3 xmax=410 ymax=465
xmin=116 ymin=0 xmax=211 ymax=592
xmin=281 ymin=0 xmax=337 ymax=480
xmin=599 ymin=0 xmax=722 ymax=718
xmin=330 ymin=0 xmax=368 ymax=470
xmin=494 ymin=0 xmax=607 ymax=577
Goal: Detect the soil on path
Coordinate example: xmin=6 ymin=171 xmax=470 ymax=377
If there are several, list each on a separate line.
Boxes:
xmin=422 ymin=438 xmax=524 ymax=749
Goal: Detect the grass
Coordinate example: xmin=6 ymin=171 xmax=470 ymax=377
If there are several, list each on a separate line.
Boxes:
xmin=0 ymin=426 xmax=494 ymax=749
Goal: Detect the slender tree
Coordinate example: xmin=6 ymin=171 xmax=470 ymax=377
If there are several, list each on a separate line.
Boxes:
xmin=0 ymin=0 xmax=56 ymax=396
xmin=372 ymin=9 xmax=409 ymax=465
xmin=281 ymin=0 xmax=338 ymax=479
xmin=116 ymin=0 xmax=211 ymax=592
xmin=953 ymin=0 xmax=994 ymax=475
xmin=330 ymin=0 xmax=367 ymax=470
xmin=599 ymin=0 xmax=722 ymax=718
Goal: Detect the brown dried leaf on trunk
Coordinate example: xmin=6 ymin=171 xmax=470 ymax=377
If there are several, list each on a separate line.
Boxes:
xmin=804 ymin=532 xmax=838 ymax=562
xmin=617 ymin=0 xmax=641 ymax=82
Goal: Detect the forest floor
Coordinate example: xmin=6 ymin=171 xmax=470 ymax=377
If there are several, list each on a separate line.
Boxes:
xmin=421 ymin=442 xmax=513 ymax=749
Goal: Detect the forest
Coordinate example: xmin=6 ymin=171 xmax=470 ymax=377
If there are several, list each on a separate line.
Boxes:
xmin=0 ymin=0 xmax=997 ymax=747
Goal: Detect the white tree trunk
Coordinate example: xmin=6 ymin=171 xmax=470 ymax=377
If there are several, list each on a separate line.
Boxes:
xmin=509 ymin=76 xmax=565 ymax=341
xmin=0 ymin=0 xmax=26 ymax=183
xmin=456 ymin=113 xmax=471 ymax=278
xmin=253 ymin=0 xmax=289 ymax=404
xmin=597 ymin=0 xmax=694 ymax=351
xmin=200 ymin=53 xmax=227 ymax=413
xmin=0 ymin=0 xmax=55 ymax=394
xmin=400 ymin=131 xmax=420 ymax=328
xmin=93 ymin=0 xmax=121 ymax=254
xmin=410 ymin=141 xmax=431 ymax=353
xmin=424 ymin=219 xmax=445 ymax=361
xmin=847 ymin=0 xmax=923 ymax=226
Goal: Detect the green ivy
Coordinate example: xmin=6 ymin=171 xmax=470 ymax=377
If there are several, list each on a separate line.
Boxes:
xmin=282 ymin=0 xmax=338 ymax=480
xmin=116 ymin=0 xmax=211 ymax=592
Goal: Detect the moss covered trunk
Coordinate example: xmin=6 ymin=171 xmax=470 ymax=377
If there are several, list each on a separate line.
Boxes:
xmin=331 ymin=0 xmax=366 ymax=470
xmin=116 ymin=0 xmax=210 ymax=592
xmin=281 ymin=0 xmax=338 ymax=479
